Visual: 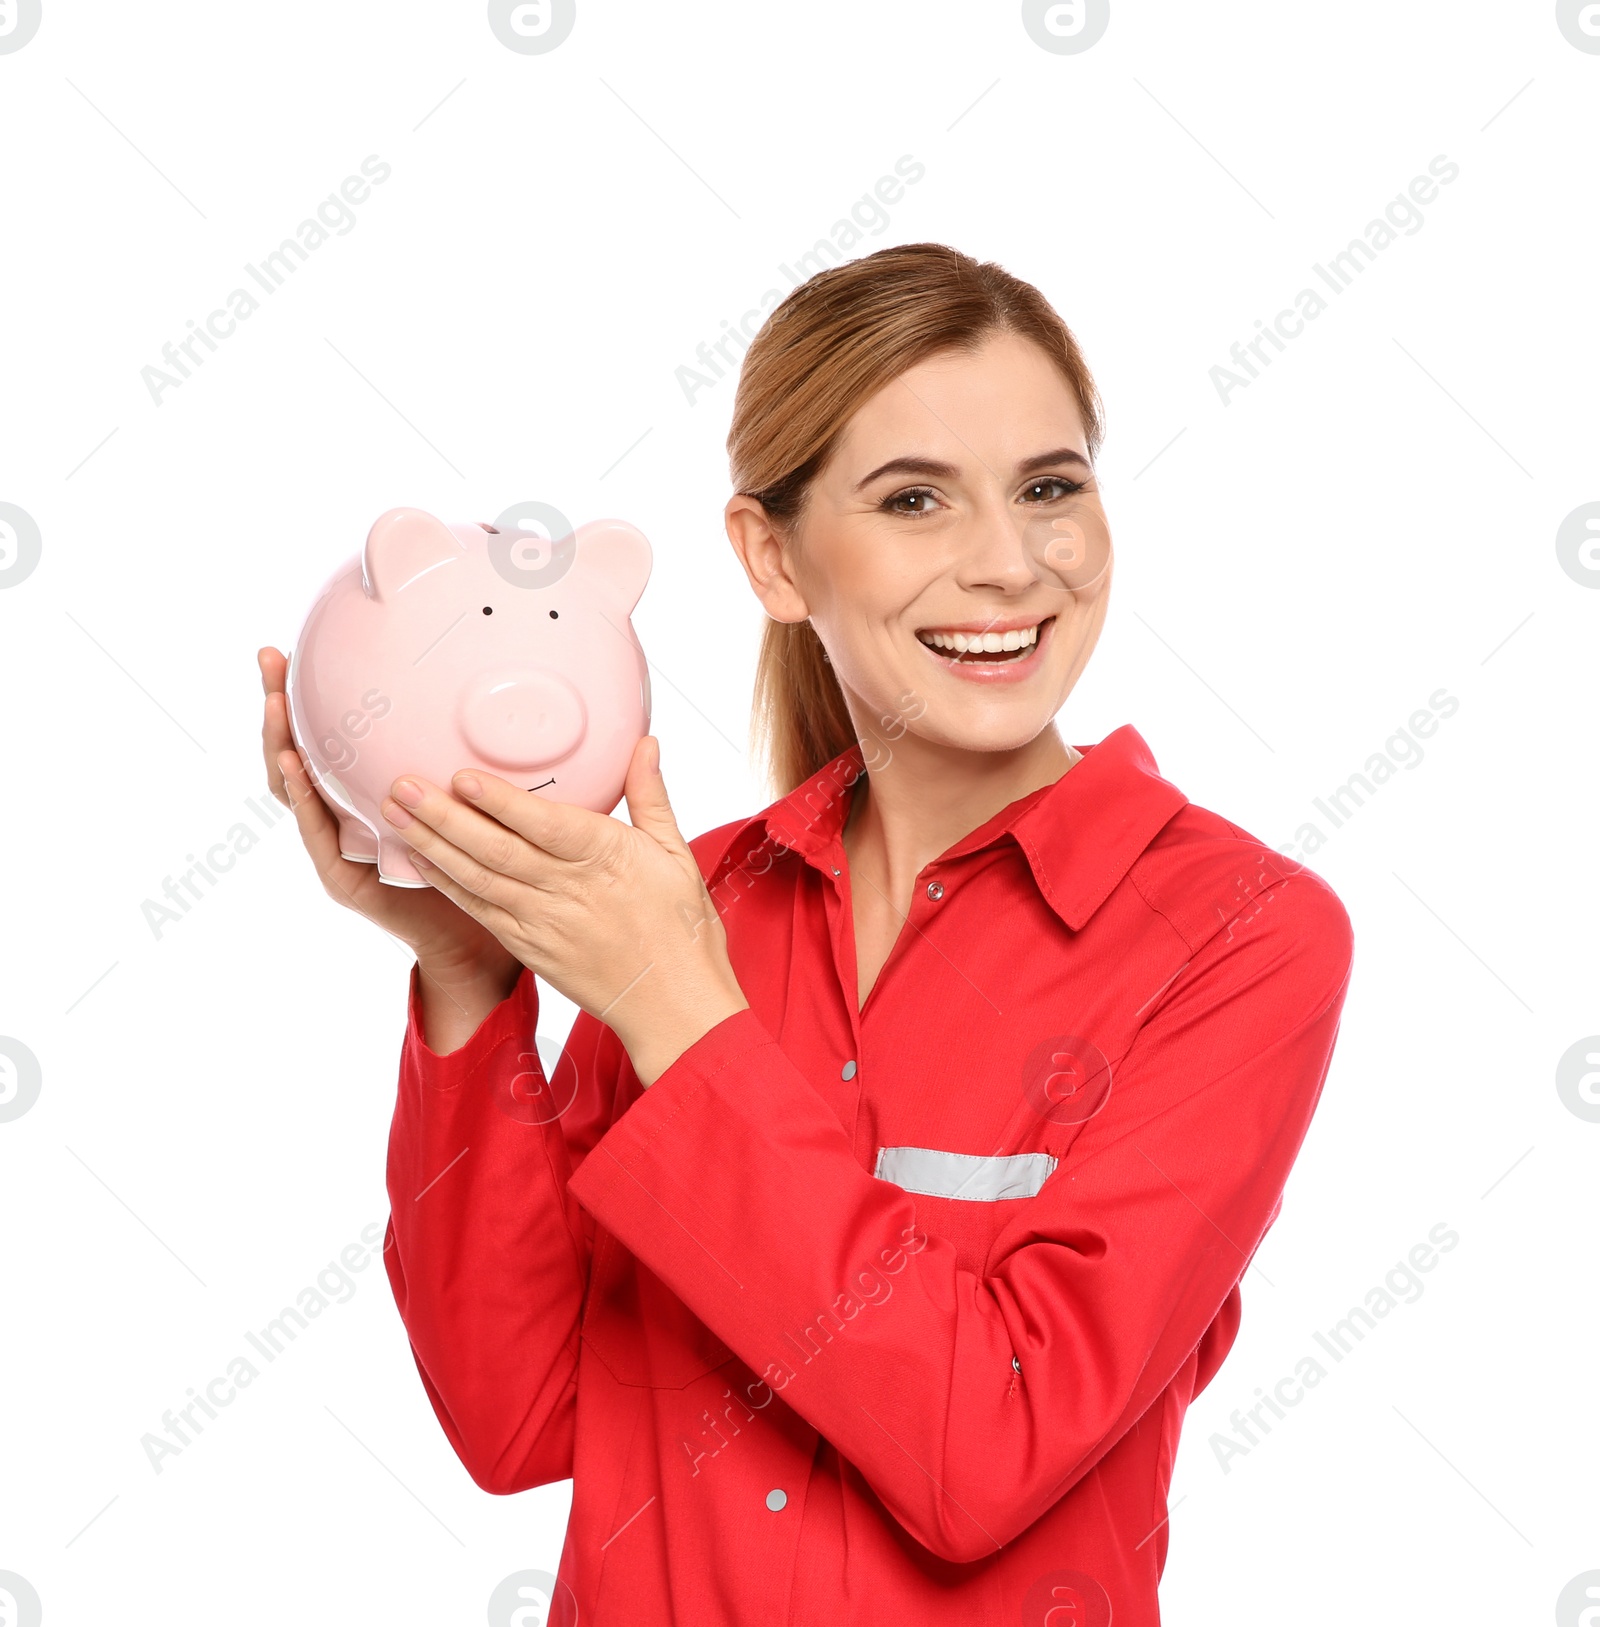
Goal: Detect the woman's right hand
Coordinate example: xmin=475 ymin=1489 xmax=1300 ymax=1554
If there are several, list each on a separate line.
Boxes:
xmin=258 ymin=646 xmax=523 ymax=1047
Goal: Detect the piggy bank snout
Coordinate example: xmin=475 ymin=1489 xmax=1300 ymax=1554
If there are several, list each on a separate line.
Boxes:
xmin=457 ymin=668 xmax=587 ymax=770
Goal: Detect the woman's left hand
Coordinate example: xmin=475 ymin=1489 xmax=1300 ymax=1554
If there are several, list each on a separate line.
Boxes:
xmin=380 ymin=734 xmax=750 ymax=1087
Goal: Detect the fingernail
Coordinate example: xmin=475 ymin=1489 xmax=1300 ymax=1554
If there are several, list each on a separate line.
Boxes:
xmin=455 ymin=773 xmax=482 ymax=799
xmin=382 ymin=798 xmax=414 ymax=828
xmin=412 ymin=851 xmax=432 ymax=868
xmin=392 ymin=778 xmax=424 ymax=807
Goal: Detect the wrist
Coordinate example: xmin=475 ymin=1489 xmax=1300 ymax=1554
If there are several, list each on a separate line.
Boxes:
xmin=620 ymin=978 xmax=750 ymax=1089
xmin=416 ymin=938 xmax=521 ymax=995
xmin=413 ymin=946 xmax=525 ymax=1056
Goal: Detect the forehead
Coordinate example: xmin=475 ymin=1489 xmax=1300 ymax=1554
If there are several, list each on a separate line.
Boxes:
xmin=829 ymin=332 xmax=1087 ymax=472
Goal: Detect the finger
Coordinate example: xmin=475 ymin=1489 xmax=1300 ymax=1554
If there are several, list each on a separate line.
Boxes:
xmin=381 ymin=778 xmax=542 ymax=912
xmin=277 ymin=748 xmax=404 ymax=919
xmin=447 ymin=768 xmax=616 ymax=865
xmin=259 ymin=648 xmax=292 ymax=804
xmin=258 ymin=645 xmax=286 ymax=696
xmin=278 ymin=747 xmax=349 ymax=870
xmin=263 ymin=689 xmax=295 ymax=805
xmin=277 ymin=747 xmax=394 ymax=920
xmin=406 ymin=845 xmax=522 ymax=945
xmin=619 ymin=735 xmax=691 ymax=857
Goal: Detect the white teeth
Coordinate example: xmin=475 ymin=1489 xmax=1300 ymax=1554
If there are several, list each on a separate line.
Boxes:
xmin=917 ymin=621 xmax=1042 ymax=655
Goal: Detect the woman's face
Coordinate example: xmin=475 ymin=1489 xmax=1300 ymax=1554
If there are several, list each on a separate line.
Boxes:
xmin=727 ymin=329 xmax=1112 ymax=757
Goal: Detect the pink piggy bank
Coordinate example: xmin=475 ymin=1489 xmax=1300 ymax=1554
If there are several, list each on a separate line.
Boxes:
xmin=285 ymin=506 xmax=652 ymax=886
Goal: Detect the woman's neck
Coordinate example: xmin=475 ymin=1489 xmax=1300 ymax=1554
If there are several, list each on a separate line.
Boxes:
xmin=840 ymin=723 xmax=1081 ymax=898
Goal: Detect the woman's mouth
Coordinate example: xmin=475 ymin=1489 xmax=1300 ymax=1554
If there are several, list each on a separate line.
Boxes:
xmin=914 ymin=615 xmax=1056 ymax=679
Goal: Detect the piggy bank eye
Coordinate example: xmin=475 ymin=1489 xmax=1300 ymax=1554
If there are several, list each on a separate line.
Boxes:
xmin=482 ymin=606 xmax=493 ymax=616
xmin=549 ymin=609 xmax=559 ymax=619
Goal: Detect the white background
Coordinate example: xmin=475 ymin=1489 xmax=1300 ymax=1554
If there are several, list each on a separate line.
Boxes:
xmin=2 ymin=2 xmax=1596 ymax=1622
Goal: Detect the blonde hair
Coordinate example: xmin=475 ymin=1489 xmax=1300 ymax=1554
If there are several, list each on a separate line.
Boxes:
xmin=728 ymin=243 xmax=1105 ymax=796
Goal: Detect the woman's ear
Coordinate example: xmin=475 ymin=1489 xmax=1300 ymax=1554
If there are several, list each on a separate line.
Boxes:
xmin=725 ymin=495 xmax=810 ymax=623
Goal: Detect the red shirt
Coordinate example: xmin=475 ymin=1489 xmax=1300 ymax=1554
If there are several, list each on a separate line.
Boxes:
xmin=381 ymin=723 xmax=1354 ymax=1626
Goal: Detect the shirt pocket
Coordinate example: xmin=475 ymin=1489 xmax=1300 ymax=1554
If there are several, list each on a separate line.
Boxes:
xmin=580 ymin=1227 xmax=735 ymax=1389
xmin=873 ymin=1145 xmax=1059 ymax=1201
xmin=872 ymin=1143 xmax=1077 ymax=1277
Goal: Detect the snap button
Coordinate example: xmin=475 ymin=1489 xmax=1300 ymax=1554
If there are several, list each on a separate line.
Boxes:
xmin=926 ymin=881 xmax=944 ymax=901
xmin=766 ymin=1488 xmax=788 ymax=1511
xmin=832 ymin=866 xmax=841 ymax=875
xmin=841 ymin=1059 xmax=857 ymax=1081
xmin=1012 ymin=1354 xmax=1021 ymax=1373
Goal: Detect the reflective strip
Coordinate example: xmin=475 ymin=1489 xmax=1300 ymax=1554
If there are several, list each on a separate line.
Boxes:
xmin=873 ymin=1145 xmax=1057 ymax=1201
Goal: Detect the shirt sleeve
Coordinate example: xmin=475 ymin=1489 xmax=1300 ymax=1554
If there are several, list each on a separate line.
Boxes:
xmin=564 ymin=874 xmax=1355 ymax=1563
xmin=381 ymin=960 xmax=622 ymax=1495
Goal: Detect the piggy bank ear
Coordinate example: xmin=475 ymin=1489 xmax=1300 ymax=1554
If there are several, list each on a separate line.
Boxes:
xmin=578 ymin=519 xmax=653 ymax=614
xmin=361 ymin=507 xmax=465 ymax=601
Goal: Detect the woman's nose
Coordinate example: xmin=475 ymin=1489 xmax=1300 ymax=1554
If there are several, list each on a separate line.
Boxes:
xmin=954 ymin=504 xmax=1067 ymax=591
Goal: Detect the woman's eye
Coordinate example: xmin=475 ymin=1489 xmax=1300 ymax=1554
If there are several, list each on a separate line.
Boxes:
xmin=1022 ymin=477 xmax=1087 ymax=503
xmin=884 ymin=487 xmax=942 ymax=517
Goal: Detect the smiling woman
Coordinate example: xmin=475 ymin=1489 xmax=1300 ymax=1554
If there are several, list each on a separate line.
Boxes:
xmin=730 ymin=248 xmax=1110 ymax=802
xmin=258 ymin=242 xmax=1354 ymax=1627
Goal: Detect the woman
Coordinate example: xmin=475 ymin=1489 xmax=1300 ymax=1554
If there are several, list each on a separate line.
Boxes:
xmin=258 ymin=243 xmax=1354 ymax=1626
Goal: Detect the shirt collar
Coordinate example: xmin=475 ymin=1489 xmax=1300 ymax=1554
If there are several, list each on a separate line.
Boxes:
xmin=700 ymin=724 xmax=1189 ymax=933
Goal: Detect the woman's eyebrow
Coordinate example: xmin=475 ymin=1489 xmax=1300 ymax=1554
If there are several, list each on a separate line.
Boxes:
xmin=1016 ymin=446 xmax=1091 ymax=476
xmin=854 ymin=446 xmax=1090 ymax=492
